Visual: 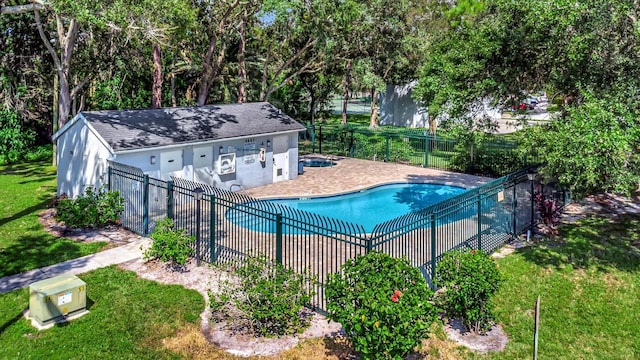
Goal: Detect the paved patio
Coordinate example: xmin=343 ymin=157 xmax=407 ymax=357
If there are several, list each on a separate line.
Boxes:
xmin=245 ymin=155 xmax=492 ymax=199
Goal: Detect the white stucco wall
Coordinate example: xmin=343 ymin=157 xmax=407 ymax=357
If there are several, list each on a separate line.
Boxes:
xmin=113 ymin=132 xmax=301 ymax=191
xmin=56 ymin=118 xmax=112 ymax=198
xmin=380 ymin=82 xmax=505 ymax=129
xmin=379 ymin=82 xmax=429 ymax=128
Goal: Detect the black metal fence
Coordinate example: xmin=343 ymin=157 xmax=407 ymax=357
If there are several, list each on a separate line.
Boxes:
xmin=108 ymin=161 xmax=567 ymax=312
xmin=298 ymin=124 xmax=539 ymax=177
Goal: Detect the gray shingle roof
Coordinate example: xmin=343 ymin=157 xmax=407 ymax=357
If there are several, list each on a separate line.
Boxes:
xmin=82 ymin=102 xmax=306 ymax=152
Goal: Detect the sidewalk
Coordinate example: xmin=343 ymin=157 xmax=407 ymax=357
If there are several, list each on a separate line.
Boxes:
xmin=0 ymin=237 xmax=150 ymax=294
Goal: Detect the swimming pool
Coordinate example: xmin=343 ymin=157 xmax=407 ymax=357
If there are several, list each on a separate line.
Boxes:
xmin=226 ymin=183 xmax=466 ymax=233
xmin=302 ymin=158 xmax=336 ymax=167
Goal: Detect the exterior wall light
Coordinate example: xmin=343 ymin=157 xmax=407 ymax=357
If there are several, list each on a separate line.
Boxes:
xmin=150 ymin=155 xmax=156 ymax=164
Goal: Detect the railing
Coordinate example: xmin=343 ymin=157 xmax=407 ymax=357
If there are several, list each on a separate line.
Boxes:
xmin=108 ymin=161 xmax=566 ymax=312
xmin=298 ymin=124 xmax=539 ymax=177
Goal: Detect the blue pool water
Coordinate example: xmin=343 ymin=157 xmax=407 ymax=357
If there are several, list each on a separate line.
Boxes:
xmin=227 ymin=183 xmax=466 ymax=233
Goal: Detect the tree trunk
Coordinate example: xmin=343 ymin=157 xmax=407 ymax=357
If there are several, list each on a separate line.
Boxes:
xmin=237 ymin=15 xmax=247 ymax=103
xmin=309 ymin=92 xmax=317 ymax=125
xmin=197 ymin=0 xmax=241 ymax=106
xmin=341 ymin=59 xmax=352 ymax=125
xmin=152 ymin=43 xmax=162 ymax=108
xmin=428 ymin=114 xmax=437 ymax=136
xmin=52 ymin=74 xmax=59 ymax=166
xmin=170 ymin=53 xmax=177 ymax=107
xmin=58 ymin=69 xmax=71 ymax=126
xmin=369 ymin=86 xmax=379 ymax=128
xmin=259 ymin=49 xmax=271 ymax=101
xmin=198 ymin=35 xmax=217 ymax=106
xmin=197 ymin=36 xmax=227 ymax=106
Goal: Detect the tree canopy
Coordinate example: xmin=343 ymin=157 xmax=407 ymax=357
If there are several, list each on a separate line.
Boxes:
xmin=414 ymin=0 xmax=640 ymax=197
xmin=2 ymin=0 xmax=640 ymax=196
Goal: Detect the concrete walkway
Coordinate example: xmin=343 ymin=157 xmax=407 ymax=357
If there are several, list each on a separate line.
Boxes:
xmin=0 ymin=237 xmax=150 ymax=294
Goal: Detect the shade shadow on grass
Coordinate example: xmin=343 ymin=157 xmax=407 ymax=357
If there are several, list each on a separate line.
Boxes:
xmin=322 ymin=336 xmax=357 ymax=359
xmin=0 ymin=160 xmax=56 ymax=178
xmin=518 ymin=215 xmax=640 ymax=272
xmin=0 ymin=234 xmax=104 ymax=279
xmin=0 ymin=308 xmax=26 ymax=335
xmin=0 ymin=200 xmax=51 ymax=228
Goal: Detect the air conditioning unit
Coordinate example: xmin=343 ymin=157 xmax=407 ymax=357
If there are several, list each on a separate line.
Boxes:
xmin=29 ymin=274 xmax=87 ymax=327
xmin=218 ymin=153 xmax=236 ymax=175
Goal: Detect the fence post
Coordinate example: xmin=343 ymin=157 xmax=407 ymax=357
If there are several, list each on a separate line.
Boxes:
xmin=318 ymin=125 xmax=323 ymax=154
xmin=310 ymin=124 xmax=316 ymax=153
xmin=365 ymin=236 xmax=373 ymax=254
xmin=194 ymin=188 xmax=203 ymax=267
xmin=143 ymin=174 xmax=149 ymax=236
xmin=166 ymin=180 xmax=174 ymax=220
xmin=477 ymin=191 xmax=482 ymax=251
xmin=276 ymin=213 xmax=283 ymax=264
xmin=424 ymin=135 xmax=429 ymax=167
xmin=349 ymin=129 xmax=355 ymax=157
xmin=470 ymin=139 xmax=475 ymax=168
xmin=512 ymin=182 xmax=517 ymax=236
xmin=385 ymin=134 xmax=390 ymax=162
xmin=107 ymin=166 xmax=112 ymax=191
xmin=210 ymin=194 xmax=216 ymax=263
xmin=430 ymin=214 xmax=437 ymax=290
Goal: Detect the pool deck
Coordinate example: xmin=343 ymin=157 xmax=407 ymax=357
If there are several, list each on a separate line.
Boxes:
xmin=245 ymin=155 xmax=492 ymax=199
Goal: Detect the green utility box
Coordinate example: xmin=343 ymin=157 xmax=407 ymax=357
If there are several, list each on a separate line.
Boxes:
xmin=29 ymin=274 xmax=87 ymax=326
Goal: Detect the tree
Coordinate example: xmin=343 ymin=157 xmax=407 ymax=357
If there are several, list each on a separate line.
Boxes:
xmin=256 ymin=0 xmax=326 ymax=102
xmin=104 ymin=0 xmax=196 ymax=108
xmin=524 ymin=94 xmax=640 ymax=198
xmin=196 ymin=0 xmax=244 ymax=106
xmin=414 ymin=0 xmax=640 ymax=196
xmin=0 ymin=3 xmax=53 ymax=142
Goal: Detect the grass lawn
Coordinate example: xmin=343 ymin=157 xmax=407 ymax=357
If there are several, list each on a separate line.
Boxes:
xmin=0 ymin=266 xmax=206 ymax=359
xmin=0 ymin=160 xmax=107 ymax=277
xmin=479 ymin=215 xmax=640 ymax=359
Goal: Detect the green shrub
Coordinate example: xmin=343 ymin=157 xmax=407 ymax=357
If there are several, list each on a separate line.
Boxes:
xmin=0 ymin=109 xmax=35 ymax=165
xmin=143 ymin=218 xmax=194 ymax=267
xmin=326 ymin=251 xmax=437 ymax=360
xmin=24 ymin=145 xmax=53 ymax=162
xmin=435 ymin=249 xmax=503 ymax=333
xmin=209 ymin=255 xmax=314 ymax=337
xmin=449 ymin=140 xmax=523 ymax=177
xmin=55 ymin=186 xmax=124 ymax=229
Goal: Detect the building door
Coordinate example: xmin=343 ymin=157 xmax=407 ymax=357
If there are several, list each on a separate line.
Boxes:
xmin=193 ymin=146 xmax=212 ymax=168
xmin=193 ymin=146 xmax=215 ymax=184
xmin=160 ymin=149 xmax=183 ymax=180
xmin=272 ymin=135 xmax=289 ymax=183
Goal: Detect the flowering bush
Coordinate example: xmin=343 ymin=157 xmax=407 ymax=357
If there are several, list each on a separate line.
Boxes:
xmin=435 ymin=249 xmax=503 ymax=333
xmin=326 ymin=251 xmax=437 ymax=360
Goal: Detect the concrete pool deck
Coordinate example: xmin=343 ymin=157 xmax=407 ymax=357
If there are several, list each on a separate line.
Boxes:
xmin=245 ymin=155 xmax=492 ymax=199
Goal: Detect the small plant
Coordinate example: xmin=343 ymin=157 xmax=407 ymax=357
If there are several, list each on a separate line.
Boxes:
xmin=435 ymin=249 xmax=503 ymax=334
xmin=325 ymin=251 xmax=437 ymax=360
xmin=143 ymin=217 xmax=194 ymax=267
xmin=209 ymin=255 xmax=315 ymax=337
xmin=534 ymin=184 xmax=561 ymax=227
xmin=55 ymin=186 xmax=124 ymax=228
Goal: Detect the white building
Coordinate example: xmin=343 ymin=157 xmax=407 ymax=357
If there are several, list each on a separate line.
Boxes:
xmin=53 ymin=102 xmax=306 ymax=198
